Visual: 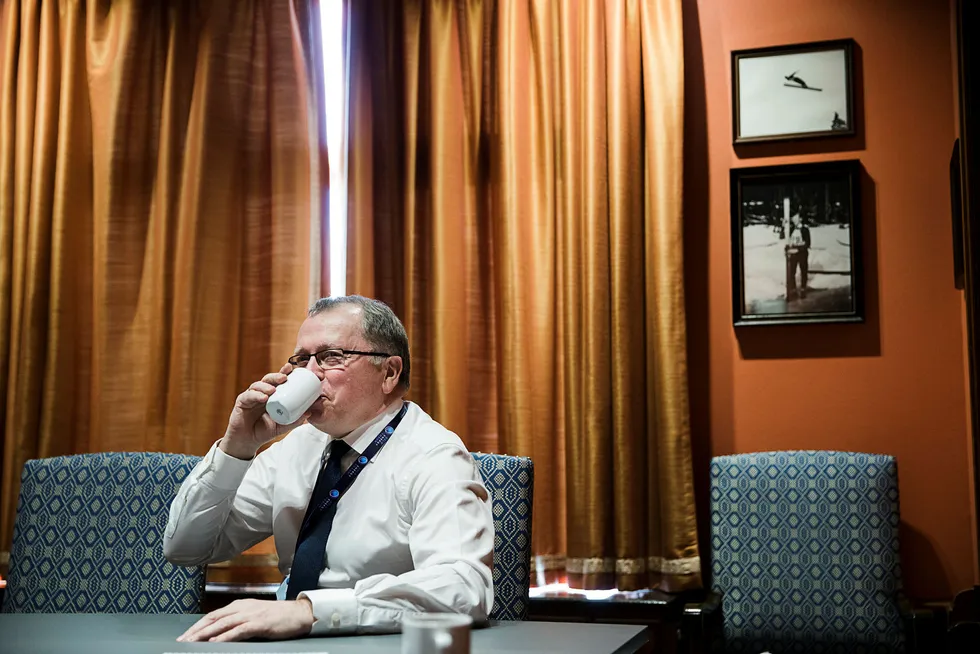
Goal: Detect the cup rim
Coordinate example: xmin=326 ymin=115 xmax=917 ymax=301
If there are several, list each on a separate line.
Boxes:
xmin=401 ymin=612 xmax=474 ymax=628
xmin=288 ymin=367 xmax=321 ymax=381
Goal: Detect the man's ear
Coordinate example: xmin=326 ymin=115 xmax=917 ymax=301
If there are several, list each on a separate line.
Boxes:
xmin=382 ymin=356 xmax=403 ymax=394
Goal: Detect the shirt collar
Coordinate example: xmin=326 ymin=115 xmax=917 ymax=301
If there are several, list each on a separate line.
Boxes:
xmin=332 ymin=401 xmax=404 ymax=455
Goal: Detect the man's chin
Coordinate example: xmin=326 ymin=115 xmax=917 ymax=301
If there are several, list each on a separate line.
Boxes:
xmin=304 ymin=400 xmax=329 ymax=429
xmin=308 ymin=407 xmax=350 ymax=434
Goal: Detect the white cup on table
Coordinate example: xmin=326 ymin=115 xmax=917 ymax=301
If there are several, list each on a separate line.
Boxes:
xmin=401 ymin=613 xmax=472 ymax=654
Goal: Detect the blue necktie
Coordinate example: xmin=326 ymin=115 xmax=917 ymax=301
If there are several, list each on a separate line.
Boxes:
xmin=286 ymin=439 xmax=351 ymax=599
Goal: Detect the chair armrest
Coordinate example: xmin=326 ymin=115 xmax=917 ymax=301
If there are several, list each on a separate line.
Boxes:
xmin=684 ymin=590 xmax=722 ymax=616
xmin=680 ymin=590 xmax=723 ymax=654
xmin=899 ymin=596 xmax=945 ymax=654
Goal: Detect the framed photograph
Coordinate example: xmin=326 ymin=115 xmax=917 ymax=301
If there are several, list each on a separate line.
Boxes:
xmin=732 ymin=39 xmax=855 ymax=144
xmin=731 ymin=160 xmax=863 ymax=326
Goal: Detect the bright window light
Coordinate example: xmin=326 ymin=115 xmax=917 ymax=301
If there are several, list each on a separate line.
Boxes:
xmin=529 ymin=583 xmax=623 ymax=600
xmin=321 ymin=0 xmax=347 ymax=297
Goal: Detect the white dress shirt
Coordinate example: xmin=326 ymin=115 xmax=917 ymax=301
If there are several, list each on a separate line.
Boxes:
xmin=163 ymin=401 xmax=495 ymax=635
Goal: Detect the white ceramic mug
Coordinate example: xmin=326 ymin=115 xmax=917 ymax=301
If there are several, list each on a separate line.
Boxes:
xmin=265 ymin=367 xmax=321 ymax=425
xmin=400 ymin=613 xmax=472 ymax=654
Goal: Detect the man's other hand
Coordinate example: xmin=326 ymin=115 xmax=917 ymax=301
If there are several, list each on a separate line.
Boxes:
xmin=176 ymin=598 xmax=314 ymax=642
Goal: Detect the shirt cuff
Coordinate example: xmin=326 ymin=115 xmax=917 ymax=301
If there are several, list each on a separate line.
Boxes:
xmin=298 ymin=588 xmax=358 ymax=635
xmin=199 ymin=441 xmax=253 ymax=491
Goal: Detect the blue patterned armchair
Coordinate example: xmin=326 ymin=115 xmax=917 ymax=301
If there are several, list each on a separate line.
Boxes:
xmin=2 ymin=452 xmax=206 ymax=614
xmin=696 ymin=451 xmax=913 ymax=654
xmin=471 ymin=452 xmax=534 ymax=621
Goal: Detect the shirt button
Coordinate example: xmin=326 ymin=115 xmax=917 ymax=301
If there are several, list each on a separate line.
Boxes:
xmin=331 ymin=613 xmax=341 ymax=627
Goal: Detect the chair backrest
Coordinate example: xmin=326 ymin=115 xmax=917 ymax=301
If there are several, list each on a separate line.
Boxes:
xmin=710 ymin=451 xmax=904 ymax=653
xmin=471 ymin=452 xmax=534 ymax=621
xmin=3 ymin=452 xmax=206 ymax=614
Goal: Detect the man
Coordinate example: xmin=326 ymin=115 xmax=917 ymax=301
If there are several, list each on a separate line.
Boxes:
xmin=164 ymin=296 xmax=494 ymax=642
xmin=785 ymin=213 xmax=811 ymax=301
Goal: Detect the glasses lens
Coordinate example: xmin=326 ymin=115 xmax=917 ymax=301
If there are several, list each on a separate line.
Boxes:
xmin=316 ymin=349 xmax=347 ymax=369
xmin=288 ymin=354 xmax=311 ymax=367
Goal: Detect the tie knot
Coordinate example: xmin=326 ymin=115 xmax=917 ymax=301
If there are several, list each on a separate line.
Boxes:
xmin=329 ymin=440 xmax=351 ymax=461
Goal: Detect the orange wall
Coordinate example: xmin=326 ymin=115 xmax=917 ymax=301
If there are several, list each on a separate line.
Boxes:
xmin=684 ymin=0 xmax=974 ymax=599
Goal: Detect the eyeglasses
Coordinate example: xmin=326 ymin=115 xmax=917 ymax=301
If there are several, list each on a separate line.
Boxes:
xmin=288 ymin=347 xmax=392 ymax=370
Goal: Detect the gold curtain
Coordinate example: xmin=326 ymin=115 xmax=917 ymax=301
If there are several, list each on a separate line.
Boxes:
xmin=0 ymin=0 xmax=320 ymax=557
xmin=345 ymin=0 xmax=700 ymax=591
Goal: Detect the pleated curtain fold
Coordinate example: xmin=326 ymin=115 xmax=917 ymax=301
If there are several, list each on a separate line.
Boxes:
xmin=0 ymin=0 xmax=321 ymax=557
xmin=344 ymin=0 xmax=700 ymax=591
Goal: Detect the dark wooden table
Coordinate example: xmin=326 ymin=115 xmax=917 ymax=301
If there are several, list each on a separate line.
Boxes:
xmin=528 ymin=588 xmax=684 ymax=654
xmin=0 ymin=614 xmax=652 ymax=653
xmin=202 ymin=582 xmax=709 ymax=653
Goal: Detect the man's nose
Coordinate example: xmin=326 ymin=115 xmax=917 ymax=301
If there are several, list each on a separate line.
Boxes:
xmin=303 ymin=357 xmax=326 ymax=380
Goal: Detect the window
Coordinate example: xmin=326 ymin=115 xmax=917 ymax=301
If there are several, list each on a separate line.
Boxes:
xmin=321 ymin=0 xmax=347 ymax=297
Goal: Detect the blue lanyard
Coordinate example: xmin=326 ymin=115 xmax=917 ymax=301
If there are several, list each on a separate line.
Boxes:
xmin=299 ymin=401 xmax=408 ymax=538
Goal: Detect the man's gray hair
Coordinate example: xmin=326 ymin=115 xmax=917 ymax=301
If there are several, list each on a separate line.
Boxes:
xmin=308 ymin=295 xmax=411 ymax=391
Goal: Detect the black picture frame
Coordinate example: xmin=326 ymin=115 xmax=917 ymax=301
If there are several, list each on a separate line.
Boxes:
xmin=731 ymin=160 xmax=863 ymax=326
xmin=952 ymin=138 xmax=965 ymax=290
xmin=732 ymin=39 xmax=855 ymax=144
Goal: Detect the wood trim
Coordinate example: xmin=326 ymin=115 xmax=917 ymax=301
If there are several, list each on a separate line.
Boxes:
xmin=956 ymin=0 xmax=980 ymax=569
xmin=207 ymin=553 xmax=280 ymax=568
